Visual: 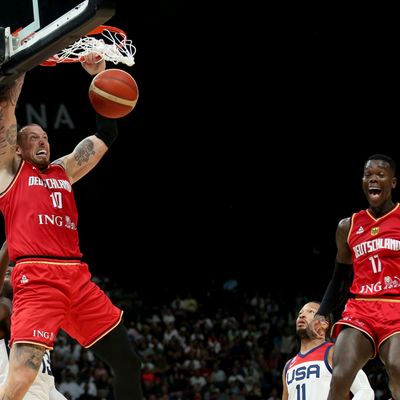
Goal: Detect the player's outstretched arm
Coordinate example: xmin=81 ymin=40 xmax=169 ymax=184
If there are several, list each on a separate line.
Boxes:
xmin=52 ymin=55 xmax=118 ymax=183
xmin=53 ymin=110 xmax=118 ymax=183
xmin=52 ymin=132 xmax=108 ymax=184
xmin=53 ymin=109 xmax=118 ymax=184
xmin=53 ymin=113 xmax=118 ymax=184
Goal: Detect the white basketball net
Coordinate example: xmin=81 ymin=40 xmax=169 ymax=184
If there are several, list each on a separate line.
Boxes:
xmin=45 ymin=27 xmax=136 ymax=66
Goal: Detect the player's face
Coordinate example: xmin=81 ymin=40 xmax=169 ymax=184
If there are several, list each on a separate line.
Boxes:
xmin=362 ymin=160 xmax=397 ymax=208
xmin=296 ymin=302 xmax=319 ymax=337
xmin=16 ymin=124 xmax=50 ymax=169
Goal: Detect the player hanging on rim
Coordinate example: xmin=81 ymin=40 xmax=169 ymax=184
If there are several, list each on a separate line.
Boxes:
xmin=0 ymin=55 xmax=143 ymax=399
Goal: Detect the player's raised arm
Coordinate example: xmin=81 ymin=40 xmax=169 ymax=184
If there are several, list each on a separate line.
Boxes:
xmin=53 ymin=114 xmax=118 ymax=184
xmin=0 ymin=75 xmax=25 ymax=151
xmin=52 ymin=55 xmax=118 ymax=184
xmin=0 ymin=75 xmax=25 ymax=187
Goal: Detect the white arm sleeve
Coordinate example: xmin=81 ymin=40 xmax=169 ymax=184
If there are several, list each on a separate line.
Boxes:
xmin=350 ymin=369 xmax=375 ymax=400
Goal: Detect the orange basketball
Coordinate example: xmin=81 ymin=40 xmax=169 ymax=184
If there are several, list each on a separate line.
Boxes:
xmin=88 ymin=69 xmax=139 ymax=119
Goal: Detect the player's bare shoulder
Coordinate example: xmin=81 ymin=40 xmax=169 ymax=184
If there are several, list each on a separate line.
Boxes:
xmin=338 ymin=217 xmax=351 ymax=233
xmin=51 ymin=158 xmax=66 ymax=170
xmin=336 ymin=216 xmax=353 ymax=260
xmin=336 ymin=217 xmax=352 ymax=242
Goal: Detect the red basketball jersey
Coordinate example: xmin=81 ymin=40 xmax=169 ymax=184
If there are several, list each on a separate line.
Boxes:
xmin=0 ymin=160 xmax=82 ymax=261
xmin=348 ymin=203 xmax=400 ymax=296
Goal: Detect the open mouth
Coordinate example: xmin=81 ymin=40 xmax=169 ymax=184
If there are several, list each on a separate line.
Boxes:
xmin=368 ymin=188 xmax=382 ymax=199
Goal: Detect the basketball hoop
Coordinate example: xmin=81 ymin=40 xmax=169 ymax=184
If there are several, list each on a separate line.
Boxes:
xmin=40 ymin=25 xmax=136 ymax=67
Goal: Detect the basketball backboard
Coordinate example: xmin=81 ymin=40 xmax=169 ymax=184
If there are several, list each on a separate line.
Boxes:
xmin=0 ymin=0 xmax=116 ymax=88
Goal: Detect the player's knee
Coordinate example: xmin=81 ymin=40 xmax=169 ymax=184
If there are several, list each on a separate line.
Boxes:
xmin=10 ymin=343 xmax=44 ymax=379
xmin=91 ymin=322 xmax=142 ymax=378
xmin=331 ymin=368 xmax=355 ymax=390
xmin=387 ymin=365 xmax=400 ymax=398
xmin=1 ymin=366 xmax=39 ymax=399
xmin=386 ymin=360 xmax=400 ymax=381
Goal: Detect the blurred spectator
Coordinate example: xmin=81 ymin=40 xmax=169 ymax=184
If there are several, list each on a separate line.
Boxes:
xmin=58 ymin=372 xmax=83 ymax=399
xmin=49 ymin=275 xmax=388 ymax=399
xmin=180 ymin=294 xmax=198 ymax=313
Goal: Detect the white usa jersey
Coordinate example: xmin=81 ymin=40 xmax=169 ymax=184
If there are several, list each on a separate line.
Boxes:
xmin=0 ymin=338 xmax=67 ymax=400
xmin=285 ymin=341 xmax=333 ymax=400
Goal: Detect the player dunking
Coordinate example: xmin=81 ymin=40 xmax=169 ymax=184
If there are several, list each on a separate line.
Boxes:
xmin=282 ymin=301 xmax=374 ymax=400
xmin=0 ymin=57 xmax=143 ymax=399
xmin=312 ymin=154 xmax=400 ymax=399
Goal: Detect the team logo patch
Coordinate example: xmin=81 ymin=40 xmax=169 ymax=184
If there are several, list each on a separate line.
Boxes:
xmin=371 ymin=227 xmax=379 ymax=236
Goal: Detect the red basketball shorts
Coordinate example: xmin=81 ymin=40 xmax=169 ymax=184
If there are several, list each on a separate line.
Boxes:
xmin=10 ymin=259 xmax=123 ymax=349
xmin=331 ymin=297 xmax=400 ymax=357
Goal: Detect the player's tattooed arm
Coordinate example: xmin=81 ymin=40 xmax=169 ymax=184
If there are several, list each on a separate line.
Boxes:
xmin=74 ymin=138 xmax=95 ymax=166
xmin=0 ymin=75 xmax=25 ymax=161
xmin=54 ymin=135 xmax=108 ymax=184
xmin=0 ymin=73 xmax=25 ymax=105
xmin=0 ymin=109 xmax=17 ymax=157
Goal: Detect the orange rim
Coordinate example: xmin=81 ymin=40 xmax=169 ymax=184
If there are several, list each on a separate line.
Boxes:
xmin=40 ymin=25 xmax=128 ymax=66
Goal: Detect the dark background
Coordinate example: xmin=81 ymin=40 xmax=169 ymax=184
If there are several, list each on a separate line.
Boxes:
xmin=2 ymin=2 xmax=399 ymax=297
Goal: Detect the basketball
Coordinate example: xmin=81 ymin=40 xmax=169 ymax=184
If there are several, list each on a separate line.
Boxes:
xmin=88 ymin=69 xmax=139 ymax=119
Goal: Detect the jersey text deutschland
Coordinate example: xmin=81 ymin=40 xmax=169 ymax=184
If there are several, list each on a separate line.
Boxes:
xmin=353 ymin=238 xmax=400 ymax=258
